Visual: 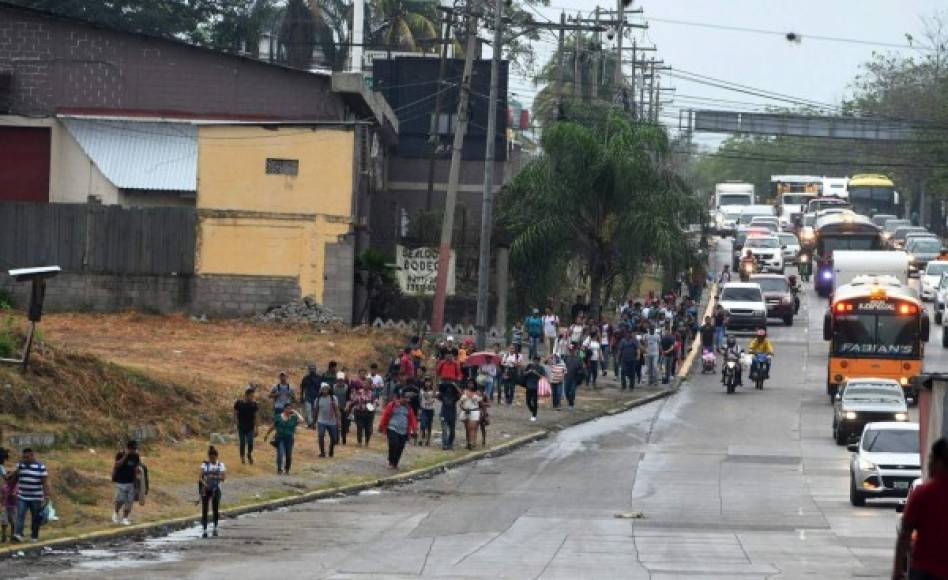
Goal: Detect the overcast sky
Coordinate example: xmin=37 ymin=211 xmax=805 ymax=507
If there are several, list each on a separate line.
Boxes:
xmin=512 ymin=0 xmax=946 ymax=147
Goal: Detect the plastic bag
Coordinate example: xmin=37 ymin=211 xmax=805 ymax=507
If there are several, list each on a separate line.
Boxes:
xmin=39 ymin=501 xmax=57 ymax=525
xmin=538 ymin=377 xmax=552 ymax=397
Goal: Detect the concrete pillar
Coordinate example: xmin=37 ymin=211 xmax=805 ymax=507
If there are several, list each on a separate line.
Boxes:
xmin=494 ymin=245 xmax=509 ymax=330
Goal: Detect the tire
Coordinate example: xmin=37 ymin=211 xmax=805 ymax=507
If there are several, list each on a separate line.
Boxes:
xmin=850 ymin=475 xmax=867 ymax=507
xmin=784 ymin=315 xmax=793 ymax=326
xmin=942 ymin=328 xmax=948 ymax=349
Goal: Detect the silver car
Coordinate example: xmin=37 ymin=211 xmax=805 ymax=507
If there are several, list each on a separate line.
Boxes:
xmin=832 ymin=379 xmax=908 ymax=445
xmin=848 ymin=422 xmax=920 ymax=506
xmin=777 ymin=232 xmax=801 ymax=264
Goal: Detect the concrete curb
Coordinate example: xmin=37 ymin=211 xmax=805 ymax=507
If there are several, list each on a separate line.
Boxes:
xmin=676 ymin=282 xmax=718 ymax=381
xmin=0 ymin=386 xmax=676 ymax=560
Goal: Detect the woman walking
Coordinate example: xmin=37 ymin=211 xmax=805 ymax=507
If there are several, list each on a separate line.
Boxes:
xmin=349 ymin=377 xmax=377 ymax=447
xmin=264 ymin=402 xmax=302 ymax=474
xmin=198 ymin=446 xmax=226 ymax=538
xmin=315 ymin=384 xmax=341 ymax=458
xmin=458 ymin=382 xmax=482 ymax=450
xmin=583 ymin=332 xmax=602 ymax=387
xmin=419 ymin=378 xmax=436 ymax=446
xmin=378 ymin=392 xmax=418 ymax=469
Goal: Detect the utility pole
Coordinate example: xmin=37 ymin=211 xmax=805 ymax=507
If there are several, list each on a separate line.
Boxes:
xmin=573 ymin=14 xmax=582 ymax=98
xmin=425 ymin=8 xmax=453 ymax=211
xmin=431 ymin=11 xmax=478 ymax=333
xmin=629 ymin=40 xmax=636 ymax=116
xmin=555 ymin=12 xmax=566 ymax=116
xmin=613 ymin=0 xmax=624 ymax=94
xmin=591 ymin=7 xmax=600 ymax=101
xmin=475 ymin=0 xmax=503 ymax=348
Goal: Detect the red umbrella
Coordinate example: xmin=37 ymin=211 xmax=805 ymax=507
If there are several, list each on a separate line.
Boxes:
xmin=465 ymin=351 xmax=501 ymax=366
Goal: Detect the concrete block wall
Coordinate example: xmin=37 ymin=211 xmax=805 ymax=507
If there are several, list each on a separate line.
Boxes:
xmin=322 ymin=240 xmax=354 ymax=324
xmin=0 ymin=272 xmax=192 ymax=313
xmin=190 ymin=274 xmax=300 ymax=317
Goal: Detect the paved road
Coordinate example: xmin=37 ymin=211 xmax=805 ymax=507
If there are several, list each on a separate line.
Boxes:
xmin=13 ymin=238 xmax=945 ymax=579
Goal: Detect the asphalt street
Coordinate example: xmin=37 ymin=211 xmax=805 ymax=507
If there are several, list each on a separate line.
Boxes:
xmin=12 ymin=237 xmax=945 ymax=579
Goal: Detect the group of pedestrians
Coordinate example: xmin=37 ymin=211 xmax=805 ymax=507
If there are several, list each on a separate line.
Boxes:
xmin=0 ymin=446 xmax=51 ymax=543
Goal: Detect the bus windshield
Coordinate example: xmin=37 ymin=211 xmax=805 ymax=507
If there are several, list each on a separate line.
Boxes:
xmin=718 ymin=194 xmax=752 ymax=206
xmin=850 ymin=186 xmax=896 ymax=215
xmin=782 ymin=194 xmax=813 ymax=206
xmin=820 ymin=237 xmax=879 ymax=254
xmin=833 ymin=313 xmax=918 ymax=358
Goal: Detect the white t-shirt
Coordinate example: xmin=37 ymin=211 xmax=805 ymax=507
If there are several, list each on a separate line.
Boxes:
xmin=370 ymin=374 xmax=384 ymax=389
xmin=584 ymin=339 xmax=602 ymax=361
xmin=201 ymin=461 xmax=226 ymax=488
xmin=569 ymin=324 xmax=584 ymax=343
xmin=542 ymin=315 xmax=559 ymax=338
xmin=601 ymin=324 xmax=611 ymax=346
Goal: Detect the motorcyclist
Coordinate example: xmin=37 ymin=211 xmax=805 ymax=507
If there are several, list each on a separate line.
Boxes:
xmin=739 ymin=249 xmax=757 ymax=281
xmin=720 ymin=335 xmax=743 ymax=387
xmin=747 ymin=328 xmax=774 ymax=380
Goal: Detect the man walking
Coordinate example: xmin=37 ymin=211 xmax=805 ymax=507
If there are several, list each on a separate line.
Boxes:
xmin=645 ymin=327 xmax=661 ymax=385
xmin=617 ymin=331 xmax=640 ymax=391
xmin=700 ymin=316 xmax=715 ymax=352
xmin=111 ymin=440 xmax=142 ymax=526
xmin=563 ymin=345 xmax=583 ymax=411
xmin=437 ymin=379 xmax=461 ymax=450
xmin=300 ymin=364 xmax=321 ymax=428
xmin=713 ymin=305 xmax=727 ymax=351
xmin=661 ymin=328 xmax=677 ymax=384
xmin=12 ymin=448 xmax=49 ymax=543
xmin=525 ymin=308 xmax=543 ymax=359
xmin=269 ymin=371 xmax=294 ymax=422
xmin=233 ymin=385 xmax=259 ymax=464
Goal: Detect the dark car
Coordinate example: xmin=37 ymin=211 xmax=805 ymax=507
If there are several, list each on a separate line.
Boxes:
xmin=749 ymin=274 xmax=794 ymax=325
xmin=832 ymin=378 xmax=908 ymax=445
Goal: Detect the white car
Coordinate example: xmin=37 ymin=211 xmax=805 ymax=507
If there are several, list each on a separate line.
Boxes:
xmin=718 ymin=282 xmax=767 ymax=331
xmin=749 ymin=216 xmax=780 ymax=233
xmin=777 ymin=232 xmax=801 ymax=264
xmin=848 ymin=422 xmax=920 ymax=506
xmin=935 ymin=272 xmax=948 ymax=324
xmin=742 ymin=235 xmax=785 ymax=273
xmin=920 ymin=261 xmax=948 ymax=302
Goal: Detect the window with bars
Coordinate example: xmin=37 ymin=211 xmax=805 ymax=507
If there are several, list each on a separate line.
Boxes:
xmin=265 ymin=158 xmax=299 ymax=176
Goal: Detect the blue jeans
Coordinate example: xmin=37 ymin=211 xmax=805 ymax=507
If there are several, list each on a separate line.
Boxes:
xmin=714 ymin=326 xmax=725 ymax=350
xmin=551 ymin=382 xmax=564 ymax=408
xmin=238 ymin=428 xmax=255 ymax=460
xmin=663 ymin=355 xmax=676 ymax=383
xmin=441 ymin=407 xmax=457 ymax=449
xmin=646 ymin=354 xmax=659 ymax=384
xmin=15 ymin=498 xmax=43 ymax=539
xmin=483 ymin=376 xmax=495 ymax=401
xmin=564 ymin=376 xmax=578 ymax=408
xmin=621 ymin=361 xmax=637 ymax=389
xmin=275 ymin=434 xmax=294 ymax=473
xmin=528 ymin=335 xmax=540 ymax=359
xmin=317 ymin=423 xmax=338 ymax=456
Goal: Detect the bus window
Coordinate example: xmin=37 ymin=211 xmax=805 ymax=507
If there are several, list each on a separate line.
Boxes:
xmin=834 ymin=314 xmax=917 ymax=357
xmin=820 ymin=237 xmax=879 ymax=254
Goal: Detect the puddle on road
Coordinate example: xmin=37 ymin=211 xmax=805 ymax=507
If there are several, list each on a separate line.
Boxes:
xmin=538 ymin=396 xmax=668 ymax=461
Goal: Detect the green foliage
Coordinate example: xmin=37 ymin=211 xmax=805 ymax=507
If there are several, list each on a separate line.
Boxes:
xmin=356 ymin=249 xmax=402 ymax=321
xmin=498 ymin=104 xmax=702 ymax=315
xmin=0 ymin=309 xmax=15 ymax=359
xmin=281 ymin=0 xmax=317 ymax=68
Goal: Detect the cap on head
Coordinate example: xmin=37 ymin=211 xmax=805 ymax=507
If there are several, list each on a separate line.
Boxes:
xmin=336 ymin=371 xmax=346 ymax=381
xmin=279 ymin=371 xmax=288 ymax=377
xmin=245 ymin=384 xmax=256 ymax=393
xmin=447 ymin=336 xmax=455 ymax=342
xmin=320 ymin=382 xmax=330 ymax=392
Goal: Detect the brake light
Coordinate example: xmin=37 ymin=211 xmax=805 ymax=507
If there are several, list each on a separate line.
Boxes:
xmin=898 ymin=304 xmax=917 ymax=315
xmin=835 ymin=302 xmax=853 ymax=313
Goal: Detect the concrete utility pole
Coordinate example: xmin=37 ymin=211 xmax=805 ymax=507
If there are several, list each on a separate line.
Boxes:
xmin=475 ymin=0 xmax=504 ymax=348
xmin=555 ymin=12 xmax=566 ymax=116
xmin=613 ymin=0 xmax=624 ymax=93
xmin=591 ymin=7 xmax=600 ymax=101
xmin=573 ymin=14 xmax=582 ymax=97
xmin=431 ymin=11 xmax=478 ymax=333
xmin=425 ymin=8 xmax=453 ymax=211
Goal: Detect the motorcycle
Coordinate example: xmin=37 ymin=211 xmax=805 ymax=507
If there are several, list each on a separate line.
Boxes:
xmin=701 ymin=347 xmax=716 ymax=373
xmin=798 ymin=253 xmax=812 ymax=282
xmin=739 ymin=258 xmax=757 ymax=282
xmin=788 ymin=274 xmax=801 ymax=314
xmin=723 ymin=350 xmax=742 ymax=394
xmin=749 ymin=352 xmax=772 ymax=390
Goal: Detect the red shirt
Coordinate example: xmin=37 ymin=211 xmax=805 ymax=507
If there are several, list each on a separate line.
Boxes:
xmin=436 ymin=359 xmax=463 ymax=381
xmin=398 ymin=354 xmax=414 ymax=381
xmin=902 ymin=474 xmax=948 ymax=577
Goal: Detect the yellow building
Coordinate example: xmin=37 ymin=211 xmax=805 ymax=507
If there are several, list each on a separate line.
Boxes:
xmin=196 ymin=125 xmax=356 ymax=305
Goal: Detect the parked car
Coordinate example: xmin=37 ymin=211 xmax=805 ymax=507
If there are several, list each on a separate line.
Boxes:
xmin=905 ymin=237 xmax=944 ymax=275
xmin=848 ymin=422 xmax=920 ymax=506
xmin=832 ymin=378 xmax=908 ymax=445
xmin=919 ymin=260 xmax=948 ymax=302
xmin=718 ymin=282 xmax=767 ymax=331
xmin=777 ymin=232 xmax=801 ymax=264
xmin=871 ymin=214 xmax=898 ymax=228
xmin=749 ymin=274 xmax=794 ymax=325
xmin=742 ymin=235 xmax=785 ymax=273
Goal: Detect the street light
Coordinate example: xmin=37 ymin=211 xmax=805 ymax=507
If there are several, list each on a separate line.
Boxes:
xmin=1 ymin=266 xmax=60 ymax=372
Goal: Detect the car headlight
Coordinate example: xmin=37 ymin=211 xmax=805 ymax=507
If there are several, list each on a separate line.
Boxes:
xmin=821 ymin=270 xmax=833 ymax=280
xmin=882 ymin=232 xmax=892 ymax=239
xmin=844 ymin=411 xmax=857 ymax=420
xmin=858 ymin=457 xmax=876 ymax=471
xmin=895 ymin=412 xmax=908 ymax=421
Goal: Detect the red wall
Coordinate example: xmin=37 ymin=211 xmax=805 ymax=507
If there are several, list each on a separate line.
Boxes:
xmin=0 ymin=127 xmax=50 ymax=202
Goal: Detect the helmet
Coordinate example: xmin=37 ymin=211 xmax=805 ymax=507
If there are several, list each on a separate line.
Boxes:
xmin=726 ymin=335 xmax=736 ymax=347
xmin=756 ymin=328 xmax=767 ymax=338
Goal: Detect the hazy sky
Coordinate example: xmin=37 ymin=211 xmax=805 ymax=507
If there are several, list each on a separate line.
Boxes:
xmin=512 ymin=0 xmax=946 ymax=146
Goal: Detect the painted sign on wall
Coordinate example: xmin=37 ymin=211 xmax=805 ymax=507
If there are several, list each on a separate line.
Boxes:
xmin=396 ymin=245 xmax=456 ymax=296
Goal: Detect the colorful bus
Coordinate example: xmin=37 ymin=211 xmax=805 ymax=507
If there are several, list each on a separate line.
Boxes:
xmin=823 ymin=276 xmax=929 ymax=403
xmin=848 ymin=174 xmax=900 ymax=217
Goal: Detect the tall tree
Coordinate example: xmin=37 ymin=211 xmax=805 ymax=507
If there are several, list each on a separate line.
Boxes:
xmin=280 ymin=0 xmax=318 ymax=69
xmin=498 ymin=104 xmax=702 ymax=315
xmin=368 ymin=0 xmax=438 ymax=52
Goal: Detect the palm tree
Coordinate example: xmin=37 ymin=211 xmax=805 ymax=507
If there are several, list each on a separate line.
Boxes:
xmin=369 ymin=0 xmax=438 ymax=52
xmin=280 ymin=0 xmax=317 ymax=69
xmin=498 ymin=104 xmax=701 ymax=315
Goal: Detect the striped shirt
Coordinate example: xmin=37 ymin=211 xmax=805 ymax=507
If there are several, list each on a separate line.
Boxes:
xmin=16 ymin=460 xmax=47 ymax=501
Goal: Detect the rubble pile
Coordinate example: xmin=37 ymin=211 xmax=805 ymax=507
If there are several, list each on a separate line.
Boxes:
xmin=256 ymin=296 xmax=342 ymax=324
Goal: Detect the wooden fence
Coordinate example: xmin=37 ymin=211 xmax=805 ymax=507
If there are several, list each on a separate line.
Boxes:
xmin=0 ymin=202 xmax=196 ymax=274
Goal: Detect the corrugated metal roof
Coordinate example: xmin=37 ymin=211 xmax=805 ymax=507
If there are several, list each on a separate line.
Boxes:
xmin=61 ymin=119 xmax=197 ymax=191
